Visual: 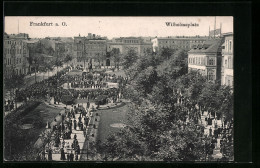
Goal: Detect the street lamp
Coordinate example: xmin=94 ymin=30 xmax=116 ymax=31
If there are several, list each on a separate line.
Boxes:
xmin=86 ymin=136 xmax=89 ymax=160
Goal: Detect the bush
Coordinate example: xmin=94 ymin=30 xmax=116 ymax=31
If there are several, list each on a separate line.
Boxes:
xmin=95 ymin=95 xmax=108 ymax=105
xmin=61 ymin=95 xmax=75 ymax=105
xmin=86 ymin=73 xmax=94 ymax=80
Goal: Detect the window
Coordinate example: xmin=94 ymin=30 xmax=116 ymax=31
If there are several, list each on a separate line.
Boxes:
xmin=226 ymin=40 xmax=228 ymax=52
xmin=225 ymin=60 xmax=227 ymax=67
xmin=228 ymin=57 xmax=232 ymax=69
xmin=209 ymin=58 xmax=214 ymax=65
xmin=229 ymin=41 xmax=232 ymax=51
xmin=208 ymin=71 xmax=215 ymax=80
xmin=227 ymin=78 xmax=230 ymax=86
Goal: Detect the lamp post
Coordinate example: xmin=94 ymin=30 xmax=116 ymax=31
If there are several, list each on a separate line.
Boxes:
xmin=86 ymin=136 xmax=89 ymax=160
xmin=32 ymin=60 xmax=37 ymax=82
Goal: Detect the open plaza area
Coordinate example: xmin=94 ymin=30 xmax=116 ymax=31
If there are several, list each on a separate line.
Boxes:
xmin=4 ymin=16 xmax=235 ymax=162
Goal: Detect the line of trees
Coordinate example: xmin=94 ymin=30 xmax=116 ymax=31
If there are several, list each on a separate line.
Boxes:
xmin=97 ymin=47 xmax=233 ymax=161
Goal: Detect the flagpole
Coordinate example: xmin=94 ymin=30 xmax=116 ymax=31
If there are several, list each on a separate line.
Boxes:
xmin=209 ymin=26 xmax=210 ymax=39
xmin=214 ymin=16 xmax=216 ymax=38
xmin=220 ymin=22 xmax=222 ymax=36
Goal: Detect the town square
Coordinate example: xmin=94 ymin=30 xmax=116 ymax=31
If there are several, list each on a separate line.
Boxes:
xmin=4 ymin=16 xmax=234 ymax=162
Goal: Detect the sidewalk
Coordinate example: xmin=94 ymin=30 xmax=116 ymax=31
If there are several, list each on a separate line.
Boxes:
xmin=200 ymin=111 xmax=223 ymax=159
xmin=39 ymin=98 xmax=101 ymax=161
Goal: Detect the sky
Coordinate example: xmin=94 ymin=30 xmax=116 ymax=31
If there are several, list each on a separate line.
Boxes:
xmin=4 ymin=16 xmax=233 ymax=39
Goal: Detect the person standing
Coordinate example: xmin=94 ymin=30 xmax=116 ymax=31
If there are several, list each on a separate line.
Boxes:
xmin=87 ymin=101 xmax=90 ymax=109
xmin=67 ymin=152 xmax=70 ymax=162
xmin=36 ymin=153 xmax=41 ymax=161
xmin=48 ymin=149 xmax=52 ymax=161
xmin=209 ymin=127 xmax=212 ymax=137
xmin=69 ymin=151 xmax=74 ymax=161
xmin=74 ymin=119 xmax=77 ymax=130
xmin=75 ymin=152 xmax=78 ymax=161
xmin=60 ymin=148 xmax=66 ymax=160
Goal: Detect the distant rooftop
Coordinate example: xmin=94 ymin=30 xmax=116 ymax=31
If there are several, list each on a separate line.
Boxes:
xmin=156 ymin=36 xmax=209 ymax=40
xmin=221 ymin=32 xmax=233 ymax=36
xmin=4 ymin=33 xmax=29 ymax=39
xmin=188 ymin=38 xmax=223 ymax=53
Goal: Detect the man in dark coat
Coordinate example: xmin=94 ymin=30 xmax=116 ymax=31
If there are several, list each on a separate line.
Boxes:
xmin=75 ymin=152 xmax=78 ymax=161
xmin=76 ymin=144 xmax=80 ymax=154
xmin=60 ymin=148 xmax=66 ymax=160
xmin=69 ymin=151 xmax=74 ymax=161
xmin=209 ymin=127 xmax=212 ymax=137
xmin=87 ymin=101 xmax=90 ymax=109
xmin=74 ymin=119 xmax=77 ymax=130
xmin=48 ymin=149 xmax=52 ymax=161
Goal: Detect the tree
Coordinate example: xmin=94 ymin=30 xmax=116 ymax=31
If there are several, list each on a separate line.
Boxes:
xmin=53 ymin=58 xmax=63 ymax=75
xmin=4 ymin=73 xmax=25 ymax=109
xmin=122 ymin=49 xmax=138 ymax=70
xmin=110 ymin=48 xmax=121 ymax=69
xmin=159 ymin=47 xmax=176 ymax=60
xmin=28 ymin=42 xmax=45 ymax=82
xmin=64 ymin=54 xmax=73 ymax=67
xmin=95 ymin=53 xmax=106 ymax=69
xmin=134 ymin=66 xmax=159 ymax=96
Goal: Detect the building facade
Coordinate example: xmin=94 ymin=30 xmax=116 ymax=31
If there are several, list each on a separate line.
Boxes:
xmin=73 ymin=34 xmax=107 ymax=68
xmin=221 ymin=33 xmax=233 ymax=87
xmin=107 ymin=37 xmax=153 ymax=57
xmin=188 ymin=38 xmax=224 ymax=83
xmin=151 ymin=36 xmax=208 ymax=52
xmin=4 ymin=33 xmax=30 ymax=77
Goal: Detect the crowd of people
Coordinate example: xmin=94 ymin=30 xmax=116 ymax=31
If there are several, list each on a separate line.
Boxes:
xmin=36 ymin=104 xmax=91 ymax=161
xmin=176 ymin=95 xmax=233 ymax=160
xmin=64 ymin=72 xmax=127 ymax=89
xmin=4 ymin=100 xmax=15 ymax=111
xmin=13 ymin=67 xmax=126 ymax=107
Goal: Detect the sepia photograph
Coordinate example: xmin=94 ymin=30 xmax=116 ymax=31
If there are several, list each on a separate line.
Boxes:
xmin=3 ymin=16 xmax=234 ymax=162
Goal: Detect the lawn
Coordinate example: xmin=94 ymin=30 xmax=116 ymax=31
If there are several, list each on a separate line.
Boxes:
xmin=97 ymin=102 xmax=130 ymax=142
xmin=20 ymin=103 xmax=63 ymax=127
xmin=6 ymin=103 xmax=63 ymax=157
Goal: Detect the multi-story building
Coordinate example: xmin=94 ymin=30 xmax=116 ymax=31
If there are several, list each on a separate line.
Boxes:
xmin=187 ymin=38 xmax=224 ymax=83
xmin=4 ymin=33 xmax=30 ymax=77
xmin=151 ymin=36 xmax=208 ymax=52
xmin=73 ymin=34 xmax=107 ymax=68
xmin=221 ymin=33 xmax=233 ymax=87
xmin=24 ymin=39 xmax=39 ymax=73
xmin=107 ymin=37 xmax=153 ymax=57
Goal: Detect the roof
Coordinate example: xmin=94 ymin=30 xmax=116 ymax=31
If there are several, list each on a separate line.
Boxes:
xmin=4 ymin=33 xmax=29 ymax=39
xmin=22 ymin=39 xmax=39 ymax=43
xmin=188 ymin=38 xmax=224 ymax=53
xmin=156 ymin=36 xmax=209 ymax=40
xmin=221 ymin=32 xmax=233 ymax=37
